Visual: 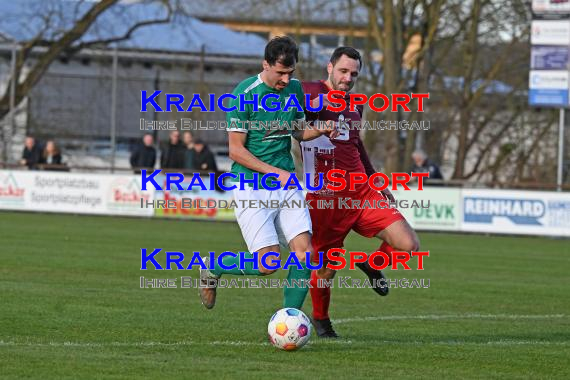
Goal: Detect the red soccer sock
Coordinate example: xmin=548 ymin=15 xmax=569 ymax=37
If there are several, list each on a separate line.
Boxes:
xmin=309 ymin=270 xmax=331 ymax=320
xmin=372 ymin=241 xmax=395 ymax=268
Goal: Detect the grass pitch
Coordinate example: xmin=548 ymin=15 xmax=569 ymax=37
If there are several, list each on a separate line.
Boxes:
xmin=1 ymin=211 xmax=569 ymax=379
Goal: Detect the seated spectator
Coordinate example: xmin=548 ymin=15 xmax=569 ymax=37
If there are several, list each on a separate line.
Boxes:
xmin=160 ymin=130 xmax=186 ymax=170
xmin=183 ymin=131 xmax=195 ymax=172
xmin=42 ymin=140 xmax=62 ymax=165
xmin=130 ymin=134 xmax=156 ymax=173
xmin=192 ymin=138 xmax=218 ymax=172
xmin=410 ymin=149 xmax=443 ymax=185
xmin=41 ymin=140 xmax=63 ymax=170
xmin=20 ymin=136 xmax=42 ymax=170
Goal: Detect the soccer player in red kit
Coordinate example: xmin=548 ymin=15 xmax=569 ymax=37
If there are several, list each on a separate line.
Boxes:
xmin=297 ymin=47 xmax=420 ymax=338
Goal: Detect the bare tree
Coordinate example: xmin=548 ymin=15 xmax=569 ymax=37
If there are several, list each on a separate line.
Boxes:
xmin=199 ymin=0 xmax=555 ymax=184
xmin=0 ymin=0 xmax=178 ymax=159
xmin=424 ymin=0 xmax=557 ymax=184
xmin=359 ymin=0 xmax=446 ymax=174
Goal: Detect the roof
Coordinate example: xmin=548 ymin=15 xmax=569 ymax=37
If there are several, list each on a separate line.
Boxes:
xmin=0 ymin=0 xmax=267 ymax=56
xmin=181 ymin=0 xmax=368 ymax=26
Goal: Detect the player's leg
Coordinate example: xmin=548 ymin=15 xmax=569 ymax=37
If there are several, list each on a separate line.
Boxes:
xmin=352 ymin=189 xmax=415 ymax=296
xmin=304 ymin=194 xmax=353 ymax=337
xmin=354 ymin=239 xmax=396 ymax=297
xmin=309 ymin=246 xmax=346 ymax=338
xmin=284 ymin=232 xmax=313 ymax=309
xmin=276 ymin=189 xmax=314 ymax=310
xmin=375 ymin=219 xmax=420 ymax=253
xmin=360 ymin=219 xmax=419 ymax=295
xmin=199 ymin=188 xmax=280 ymax=309
xmin=208 ymin=244 xmax=281 ymax=277
xmin=199 ymin=244 xmax=281 ymax=310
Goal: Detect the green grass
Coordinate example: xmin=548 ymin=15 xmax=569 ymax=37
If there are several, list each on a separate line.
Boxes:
xmin=0 ymin=211 xmax=569 ymax=379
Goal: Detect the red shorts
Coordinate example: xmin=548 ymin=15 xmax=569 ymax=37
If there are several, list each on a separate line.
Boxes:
xmin=307 ymin=186 xmax=405 ymax=263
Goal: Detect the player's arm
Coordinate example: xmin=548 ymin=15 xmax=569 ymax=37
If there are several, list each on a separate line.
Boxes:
xmin=357 ymin=137 xmax=376 ymax=177
xmin=293 ymin=88 xmax=336 ymax=141
xmin=357 ymin=137 xmax=395 ymax=202
xmin=292 ymin=120 xmax=334 ymax=141
xmin=226 ymin=89 xmax=291 ymax=184
xmin=228 ymin=132 xmax=290 ymax=184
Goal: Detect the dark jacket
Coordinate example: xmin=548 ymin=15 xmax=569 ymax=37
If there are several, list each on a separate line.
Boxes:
xmin=410 ymin=159 xmax=444 ymax=184
xmin=131 ymin=145 xmax=156 ymax=171
xmin=22 ymin=145 xmax=43 ymax=170
xmin=41 ymin=154 xmax=68 ymax=171
xmin=160 ymin=142 xmax=186 ymax=170
xmin=41 ymin=154 xmax=62 ymax=165
xmin=184 ymin=148 xmax=195 ymax=171
xmin=193 ymin=145 xmax=218 ymax=172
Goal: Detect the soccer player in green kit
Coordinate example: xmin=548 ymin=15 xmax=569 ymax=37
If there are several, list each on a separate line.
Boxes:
xmin=198 ymin=36 xmax=334 ymax=310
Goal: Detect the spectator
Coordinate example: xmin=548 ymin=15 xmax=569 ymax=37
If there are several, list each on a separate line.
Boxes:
xmin=41 ymin=140 xmax=63 ymax=170
xmin=183 ymin=131 xmax=195 ymax=172
xmin=411 ymin=149 xmax=443 ymax=185
xmin=160 ymin=130 xmax=185 ymax=170
xmin=20 ymin=136 xmax=42 ymax=170
xmin=130 ymin=134 xmax=156 ymax=173
xmin=192 ymin=138 xmax=218 ymax=172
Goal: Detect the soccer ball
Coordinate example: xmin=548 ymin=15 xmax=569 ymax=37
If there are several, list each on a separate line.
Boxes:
xmin=267 ymin=308 xmax=312 ymax=351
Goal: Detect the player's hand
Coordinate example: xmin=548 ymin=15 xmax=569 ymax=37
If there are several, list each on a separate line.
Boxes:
xmin=275 ymin=170 xmax=291 ymax=187
xmin=317 ymin=120 xmax=339 ymax=138
xmin=310 ymin=95 xmax=332 ymax=110
xmin=328 ymin=128 xmax=340 ymax=139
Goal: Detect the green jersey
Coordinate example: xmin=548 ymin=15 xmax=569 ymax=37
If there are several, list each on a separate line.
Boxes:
xmin=226 ymin=74 xmax=305 ymax=183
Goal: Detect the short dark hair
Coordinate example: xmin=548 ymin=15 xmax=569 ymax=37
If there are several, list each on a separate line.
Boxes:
xmin=264 ymin=36 xmax=299 ymax=67
xmin=330 ymin=47 xmax=362 ymax=69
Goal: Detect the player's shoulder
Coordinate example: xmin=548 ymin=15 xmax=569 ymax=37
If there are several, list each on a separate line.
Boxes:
xmin=286 ymin=78 xmax=304 ymax=93
xmin=301 ymin=80 xmax=327 ymax=98
xmin=233 ymin=75 xmax=263 ymax=94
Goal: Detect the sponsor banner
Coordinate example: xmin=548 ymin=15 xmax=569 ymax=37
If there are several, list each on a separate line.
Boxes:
xmin=533 ymin=0 xmax=570 ymax=15
xmin=529 ymin=88 xmax=569 ymax=106
xmin=0 ymin=170 xmax=153 ymax=217
xmin=105 ymin=175 xmax=154 ymax=216
xmin=528 ymin=70 xmax=570 ymax=106
xmin=531 ymin=20 xmax=570 ymax=45
xmin=531 ymin=45 xmax=570 ymax=69
xmin=462 ymin=189 xmax=570 ymax=237
xmin=529 ymin=70 xmax=569 ymax=89
xmin=0 ymin=170 xmax=28 ymax=208
xmin=393 ymin=187 xmax=461 ymax=231
xmin=153 ymin=175 xmax=235 ymax=221
xmin=2 ymin=170 xmax=569 ymax=237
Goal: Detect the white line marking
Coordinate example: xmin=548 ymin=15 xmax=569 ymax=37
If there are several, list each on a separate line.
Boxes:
xmin=0 ymin=339 xmax=353 ymax=348
xmin=0 ymin=339 xmax=567 ymax=348
xmin=333 ymin=314 xmax=567 ymax=324
xmin=0 ymin=314 xmax=567 ymax=349
xmin=210 ymin=341 xmax=268 ymax=346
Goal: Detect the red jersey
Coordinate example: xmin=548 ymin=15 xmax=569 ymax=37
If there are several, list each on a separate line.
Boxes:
xmin=301 ymin=80 xmax=375 ymax=197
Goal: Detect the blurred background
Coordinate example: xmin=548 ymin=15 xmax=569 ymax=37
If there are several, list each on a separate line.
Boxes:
xmin=2 ymin=0 xmax=566 ymax=189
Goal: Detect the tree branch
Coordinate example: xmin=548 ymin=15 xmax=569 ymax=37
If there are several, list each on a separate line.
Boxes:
xmin=462 ymin=110 xmax=519 ymax=179
xmin=63 ymin=9 xmax=173 ymax=56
